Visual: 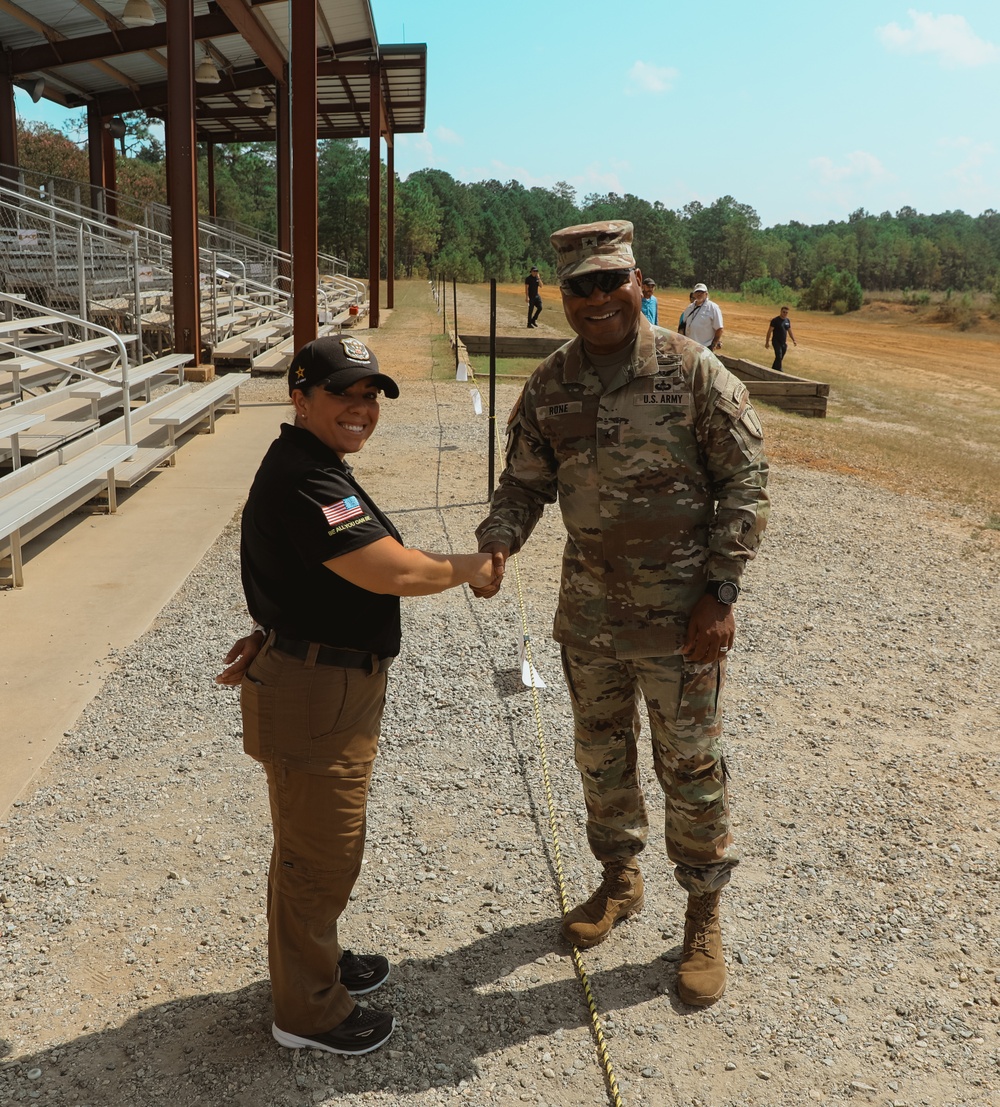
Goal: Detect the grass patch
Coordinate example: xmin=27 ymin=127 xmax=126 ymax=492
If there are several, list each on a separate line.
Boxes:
xmin=467 ymin=355 xmax=539 ymax=378
xmin=416 ymin=278 xmax=1000 ymax=529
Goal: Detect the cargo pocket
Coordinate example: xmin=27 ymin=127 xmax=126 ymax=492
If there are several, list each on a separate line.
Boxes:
xmin=675 ymin=660 xmax=724 ymax=743
xmin=240 ymin=668 xmax=274 ymax=763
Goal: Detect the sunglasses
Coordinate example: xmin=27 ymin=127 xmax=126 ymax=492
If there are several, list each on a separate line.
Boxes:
xmin=559 ymin=269 xmax=634 ymax=298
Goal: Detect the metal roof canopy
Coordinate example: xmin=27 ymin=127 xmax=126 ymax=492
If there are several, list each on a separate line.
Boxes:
xmin=0 ymin=0 xmax=426 ymax=143
xmin=0 ymin=1 xmax=426 ymax=345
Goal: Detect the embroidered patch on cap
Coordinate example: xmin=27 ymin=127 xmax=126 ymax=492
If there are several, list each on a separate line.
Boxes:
xmin=321 ymin=496 xmax=365 ymax=526
xmin=341 ymin=338 xmax=371 ymax=363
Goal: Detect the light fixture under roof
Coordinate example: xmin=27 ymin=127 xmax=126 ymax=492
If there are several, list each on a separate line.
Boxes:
xmin=195 ymin=56 xmax=221 ymax=85
xmin=265 ymin=108 xmax=277 ymax=128
xmin=122 ymin=0 xmax=156 ymax=27
xmin=246 ymin=88 xmax=266 ymax=110
xmin=26 ymin=78 xmax=45 ymax=103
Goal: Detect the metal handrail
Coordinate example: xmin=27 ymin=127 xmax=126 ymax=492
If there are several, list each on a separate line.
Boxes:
xmin=0 ymin=161 xmax=352 ymax=276
xmin=0 ymin=291 xmax=133 ymax=445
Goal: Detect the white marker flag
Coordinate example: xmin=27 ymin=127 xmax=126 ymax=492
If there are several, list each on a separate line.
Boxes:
xmin=470 ymin=388 xmax=483 ymax=415
xmin=455 ymin=362 xmax=468 ymax=381
xmin=519 ymin=635 xmax=546 ymax=689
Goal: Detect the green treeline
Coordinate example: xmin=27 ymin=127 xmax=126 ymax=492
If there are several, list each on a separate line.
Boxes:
xmin=388 ymin=170 xmax=1000 ymax=295
xmin=18 ymin=125 xmax=1000 ymax=295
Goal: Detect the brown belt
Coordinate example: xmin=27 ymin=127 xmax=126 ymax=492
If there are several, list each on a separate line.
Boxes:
xmin=271 ymin=634 xmax=394 ymax=673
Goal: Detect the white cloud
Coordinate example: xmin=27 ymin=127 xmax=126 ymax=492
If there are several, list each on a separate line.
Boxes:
xmin=485 ymin=160 xmax=550 ymax=187
xmin=876 ymin=10 xmax=998 ymax=68
xmin=435 ymin=126 xmax=462 ymax=145
xmin=810 ymin=151 xmax=890 ymax=183
xmin=480 ymin=160 xmax=625 ymax=197
xmin=625 ymin=60 xmax=678 ymax=95
xmin=938 ymin=136 xmax=996 ymax=187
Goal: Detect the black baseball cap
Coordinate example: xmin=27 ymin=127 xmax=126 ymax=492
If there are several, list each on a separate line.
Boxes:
xmin=288 ymin=336 xmax=399 ymax=398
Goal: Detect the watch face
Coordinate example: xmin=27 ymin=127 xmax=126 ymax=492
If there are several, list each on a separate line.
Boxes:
xmin=717 ymin=582 xmax=739 ymax=604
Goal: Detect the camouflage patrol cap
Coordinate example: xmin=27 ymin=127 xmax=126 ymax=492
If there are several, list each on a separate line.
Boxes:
xmin=550 ymin=220 xmax=635 ymax=281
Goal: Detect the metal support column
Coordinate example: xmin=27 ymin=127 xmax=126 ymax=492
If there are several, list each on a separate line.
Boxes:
xmin=165 ymin=0 xmax=204 ymax=369
xmin=102 ymin=122 xmax=118 ymax=222
xmin=276 ymin=73 xmax=291 ymax=291
xmin=0 ymin=79 xmax=18 ymax=192
xmin=291 ymin=3 xmax=318 ymax=351
xmin=367 ymin=60 xmax=381 ymax=329
xmin=207 ymin=140 xmax=217 ymax=219
xmin=386 ymin=138 xmax=394 ymax=310
xmin=86 ymin=104 xmax=105 ymax=215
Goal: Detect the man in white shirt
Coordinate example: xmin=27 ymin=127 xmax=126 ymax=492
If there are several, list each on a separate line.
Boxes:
xmin=681 ymin=283 xmax=723 ymax=351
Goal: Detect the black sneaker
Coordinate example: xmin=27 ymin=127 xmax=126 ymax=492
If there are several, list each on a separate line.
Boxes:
xmin=272 ymin=1005 xmax=396 ymax=1055
xmin=339 ymin=949 xmax=390 ymax=995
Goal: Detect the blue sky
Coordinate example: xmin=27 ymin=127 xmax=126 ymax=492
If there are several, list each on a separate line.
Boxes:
xmin=14 ymin=2 xmax=999 ymax=229
xmin=375 ymin=0 xmax=999 ymax=227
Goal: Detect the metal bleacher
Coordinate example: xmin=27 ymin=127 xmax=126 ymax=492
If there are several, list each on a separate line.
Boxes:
xmin=0 ymin=165 xmax=369 ymax=586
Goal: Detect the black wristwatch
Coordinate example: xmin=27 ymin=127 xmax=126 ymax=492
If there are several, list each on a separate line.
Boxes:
xmin=706 ymin=580 xmax=740 ymax=605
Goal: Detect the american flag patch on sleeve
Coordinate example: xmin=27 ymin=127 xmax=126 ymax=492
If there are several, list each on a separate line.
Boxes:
xmin=321 ymin=496 xmax=365 ymax=525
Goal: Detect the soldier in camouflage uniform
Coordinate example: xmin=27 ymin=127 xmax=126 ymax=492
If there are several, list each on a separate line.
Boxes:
xmin=474 ymin=220 xmax=769 ymax=1006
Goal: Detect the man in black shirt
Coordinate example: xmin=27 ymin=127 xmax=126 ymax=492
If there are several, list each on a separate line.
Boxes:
xmin=525 ymin=265 xmax=544 ymax=328
xmin=764 ymin=306 xmax=797 ymax=372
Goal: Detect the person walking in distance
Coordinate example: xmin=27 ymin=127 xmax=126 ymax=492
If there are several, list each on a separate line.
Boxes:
xmin=474 ymin=221 xmax=769 ymax=1006
xmin=765 ymin=306 xmax=797 ymax=372
xmin=640 ymin=277 xmax=658 ymax=325
xmin=525 ymin=266 xmax=544 ymax=328
xmin=683 ymin=283 xmax=724 ymax=351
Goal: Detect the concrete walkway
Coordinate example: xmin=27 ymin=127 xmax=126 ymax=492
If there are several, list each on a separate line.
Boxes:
xmin=0 ymin=394 xmax=290 ymax=817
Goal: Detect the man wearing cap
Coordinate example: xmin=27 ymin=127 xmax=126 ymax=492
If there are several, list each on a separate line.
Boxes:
xmin=474 ymin=222 xmax=768 ymax=1006
xmin=683 ymin=283 xmax=724 ymax=351
xmin=640 ymin=277 xmax=658 ymax=325
xmin=525 ymin=265 xmax=544 ymax=328
xmin=217 ymin=336 xmax=492 ymax=1054
xmin=765 ymin=306 xmax=797 ymax=372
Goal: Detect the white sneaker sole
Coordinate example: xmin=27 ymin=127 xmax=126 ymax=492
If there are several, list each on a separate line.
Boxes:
xmin=271 ymin=1019 xmax=396 ymax=1055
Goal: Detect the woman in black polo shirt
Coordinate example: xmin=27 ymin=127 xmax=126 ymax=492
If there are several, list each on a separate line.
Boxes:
xmin=217 ymin=336 xmax=492 ymax=1057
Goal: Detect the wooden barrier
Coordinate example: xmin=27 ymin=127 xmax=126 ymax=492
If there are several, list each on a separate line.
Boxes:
xmin=455 ymin=335 xmax=828 ymax=417
xmin=460 ymin=334 xmax=565 ymax=359
xmin=718 ymin=355 xmax=829 ymax=418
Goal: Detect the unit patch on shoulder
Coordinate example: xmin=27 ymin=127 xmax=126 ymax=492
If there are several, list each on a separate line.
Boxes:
xmin=341 ymin=337 xmax=372 ymax=363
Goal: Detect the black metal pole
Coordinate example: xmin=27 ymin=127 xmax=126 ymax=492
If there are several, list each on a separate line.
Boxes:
xmin=452 ymin=276 xmax=459 ymax=371
xmin=441 ymin=274 xmax=446 ymax=334
xmin=489 ymin=278 xmax=497 ymax=498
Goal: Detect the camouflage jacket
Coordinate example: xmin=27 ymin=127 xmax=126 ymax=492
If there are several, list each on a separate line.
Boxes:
xmin=476 ymin=318 xmax=769 ymax=658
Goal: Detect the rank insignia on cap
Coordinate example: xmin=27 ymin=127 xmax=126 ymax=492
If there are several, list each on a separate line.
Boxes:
xmin=341 ymin=338 xmax=371 ymax=363
xmin=294 ymin=365 xmax=306 ymax=382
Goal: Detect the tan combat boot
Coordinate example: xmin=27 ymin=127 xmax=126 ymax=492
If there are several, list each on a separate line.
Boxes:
xmin=676 ymin=890 xmax=726 ymax=1006
xmin=561 ymin=860 xmax=644 ymax=948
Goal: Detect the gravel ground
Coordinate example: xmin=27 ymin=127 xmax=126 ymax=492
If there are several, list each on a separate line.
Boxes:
xmin=1 ymin=370 xmax=999 ymax=1107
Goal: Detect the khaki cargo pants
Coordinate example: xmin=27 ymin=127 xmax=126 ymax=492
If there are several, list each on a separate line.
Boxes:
xmin=240 ymin=637 xmax=386 ymax=1036
xmin=561 ymin=646 xmax=737 ymax=896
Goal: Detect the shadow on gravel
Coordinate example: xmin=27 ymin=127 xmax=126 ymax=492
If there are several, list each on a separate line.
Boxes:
xmin=493 ymin=666 xmax=529 ymax=697
xmin=0 ymin=921 xmax=665 ymax=1106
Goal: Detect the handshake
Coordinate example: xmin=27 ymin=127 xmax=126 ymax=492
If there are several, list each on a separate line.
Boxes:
xmin=470 ymin=541 xmax=509 ymax=599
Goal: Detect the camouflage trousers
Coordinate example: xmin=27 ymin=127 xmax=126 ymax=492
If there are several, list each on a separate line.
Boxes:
xmin=560 ymin=646 xmax=737 ymax=896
